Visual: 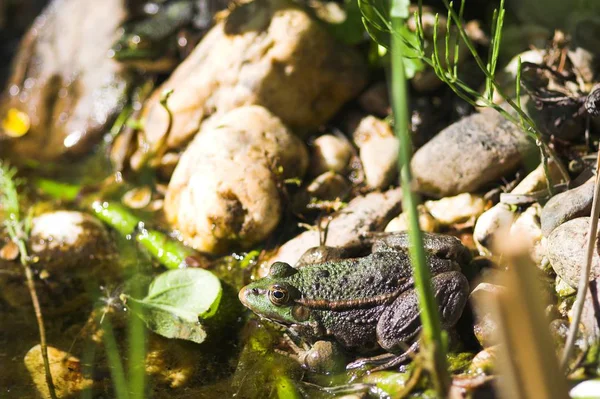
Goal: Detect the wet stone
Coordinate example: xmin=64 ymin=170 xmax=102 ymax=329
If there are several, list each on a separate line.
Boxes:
xmin=541 ymin=177 xmax=594 ymax=237
xmin=411 ymin=109 xmax=536 ymax=197
xmin=546 ymin=217 xmax=600 ymax=288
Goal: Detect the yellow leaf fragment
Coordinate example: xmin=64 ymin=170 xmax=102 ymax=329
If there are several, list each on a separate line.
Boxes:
xmin=2 ymin=108 xmax=30 ymax=137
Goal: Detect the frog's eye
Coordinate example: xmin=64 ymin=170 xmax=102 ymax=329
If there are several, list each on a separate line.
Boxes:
xmin=269 ymin=285 xmax=290 ymax=306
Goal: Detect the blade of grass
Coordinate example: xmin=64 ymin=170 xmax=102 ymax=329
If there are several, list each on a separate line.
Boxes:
xmin=102 ymin=316 xmax=130 ymax=399
xmin=390 ymin=1 xmax=450 ymax=395
xmin=128 ymin=277 xmax=146 ymax=399
xmin=452 ymin=0 xmax=465 ymax=78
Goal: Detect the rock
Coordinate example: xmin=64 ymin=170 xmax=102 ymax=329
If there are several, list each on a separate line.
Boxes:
xmin=411 ymin=109 xmax=536 ymax=197
xmin=549 ymin=318 xmax=570 ymax=346
xmin=352 ymin=116 xmax=399 ymax=190
xmin=24 ymin=345 xmax=94 ymax=398
xmin=385 ymin=205 xmax=439 ymax=233
xmin=570 ymin=380 xmax=600 ymax=399
xmin=131 ymin=0 xmax=367 ymax=169
xmin=582 ymin=278 xmax=600 ymax=344
xmin=268 ymin=188 xmax=402 ymax=271
xmin=29 ymin=210 xmax=114 ymax=272
xmin=145 ymin=335 xmax=199 ymax=388
xmin=0 ymin=0 xmax=133 ymax=162
xmin=509 ymin=203 xmax=544 ymax=265
xmin=473 ymin=204 xmax=516 ymax=255
xmin=546 ymin=217 xmax=600 ymax=287
xmin=469 ymin=345 xmax=499 ymax=375
xmin=474 ymin=162 xmax=563 ymax=256
xmin=424 ymin=193 xmax=488 ymax=226
xmin=304 ymin=171 xmax=351 ymax=201
xmin=309 ymin=134 xmax=354 ymax=176
xmin=292 ymin=171 xmax=351 ymax=214
xmin=0 ymin=210 xmax=116 ymax=310
xmin=541 ymin=177 xmax=594 ymax=236
xmin=165 ymin=106 xmax=308 ymax=254
xmin=358 ymin=82 xmax=389 ymax=117
xmin=469 ymin=282 xmax=506 ymax=347
xmin=410 ymin=94 xmax=452 ymax=148
xmin=555 ymin=276 xmax=576 ymax=298
xmin=511 ymin=161 xmax=565 ymax=195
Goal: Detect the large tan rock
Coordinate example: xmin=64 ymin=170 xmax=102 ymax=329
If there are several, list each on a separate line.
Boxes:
xmin=165 ymin=106 xmax=308 ymax=254
xmin=131 ymin=0 xmax=367 ymax=169
xmin=0 ymin=0 xmax=132 ymax=162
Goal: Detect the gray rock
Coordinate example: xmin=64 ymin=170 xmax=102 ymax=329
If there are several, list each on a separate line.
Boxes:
xmin=470 ymin=282 xmax=506 ymax=347
xmin=269 ymin=188 xmax=402 ymax=268
xmin=411 ymin=109 xmax=536 ymax=197
xmin=546 ymin=217 xmax=600 ymax=287
xmin=582 ymin=278 xmax=600 ymax=344
xmin=541 ymin=177 xmax=594 ymax=236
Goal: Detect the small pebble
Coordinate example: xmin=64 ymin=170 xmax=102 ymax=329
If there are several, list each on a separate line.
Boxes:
xmin=0 ymin=241 xmax=19 ymax=261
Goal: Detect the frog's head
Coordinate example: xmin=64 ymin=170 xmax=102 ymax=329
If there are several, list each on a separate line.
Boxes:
xmin=239 ymin=262 xmax=317 ymax=332
xmin=110 ymin=31 xmax=163 ymax=62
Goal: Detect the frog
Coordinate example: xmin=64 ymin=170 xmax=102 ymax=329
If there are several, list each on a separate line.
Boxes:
xmin=238 ymin=232 xmax=471 ymax=372
xmin=110 ymin=0 xmax=220 ymax=72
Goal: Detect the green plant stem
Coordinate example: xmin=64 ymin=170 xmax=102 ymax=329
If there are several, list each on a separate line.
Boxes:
xmin=90 ymin=201 xmax=200 ymax=269
xmin=390 ymin=8 xmax=450 ymax=397
xmin=127 ymin=275 xmax=146 ymax=399
xmin=101 ymin=316 xmax=130 ymax=399
xmin=33 ymin=178 xmax=202 ymax=269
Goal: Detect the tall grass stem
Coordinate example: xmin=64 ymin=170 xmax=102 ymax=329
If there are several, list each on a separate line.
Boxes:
xmin=390 ymin=3 xmax=450 ymax=395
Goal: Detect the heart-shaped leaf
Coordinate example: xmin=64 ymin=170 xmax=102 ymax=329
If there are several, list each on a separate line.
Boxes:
xmin=122 ymin=268 xmax=223 ymax=343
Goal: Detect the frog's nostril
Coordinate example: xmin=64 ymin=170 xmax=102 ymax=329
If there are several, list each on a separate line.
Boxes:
xmin=252 ymin=288 xmax=259 ymax=295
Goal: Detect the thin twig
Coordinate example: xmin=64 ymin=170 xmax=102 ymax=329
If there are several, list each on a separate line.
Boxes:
xmin=560 ymin=150 xmax=600 ymax=369
xmin=0 ymin=163 xmax=57 ymax=399
xmin=24 ymin=263 xmax=57 ymax=399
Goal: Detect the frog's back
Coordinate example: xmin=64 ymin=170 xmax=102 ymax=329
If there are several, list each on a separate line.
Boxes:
xmin=289 ymin=251 xmax=413 ymax=302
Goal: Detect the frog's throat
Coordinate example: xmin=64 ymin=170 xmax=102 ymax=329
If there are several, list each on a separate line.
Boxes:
xmin=295 ymin=278 xmax=411 ymax=311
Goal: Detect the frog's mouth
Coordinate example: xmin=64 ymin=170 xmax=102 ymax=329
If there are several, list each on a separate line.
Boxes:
xmin=239 ymin=286 xmax=305 ymax=328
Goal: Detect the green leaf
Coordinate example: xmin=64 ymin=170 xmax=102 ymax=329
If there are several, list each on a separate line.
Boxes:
xmin=395 ymin=23 xmax=425 ymax=79
xmin=122 ymin=269 xmax=223 ymax=344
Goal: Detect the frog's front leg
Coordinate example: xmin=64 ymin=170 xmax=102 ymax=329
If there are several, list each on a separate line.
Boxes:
xmin=370 ymin=232 xmax=472 ymax=265
xmin=279 ymin=335 xmax=348 ymax=373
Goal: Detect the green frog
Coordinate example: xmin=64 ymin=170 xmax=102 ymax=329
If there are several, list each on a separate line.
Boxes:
xmin=238 ymin=232 xmax=471 ymax=372
xmin=110 ymin=0 xmax=200 ymax=72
